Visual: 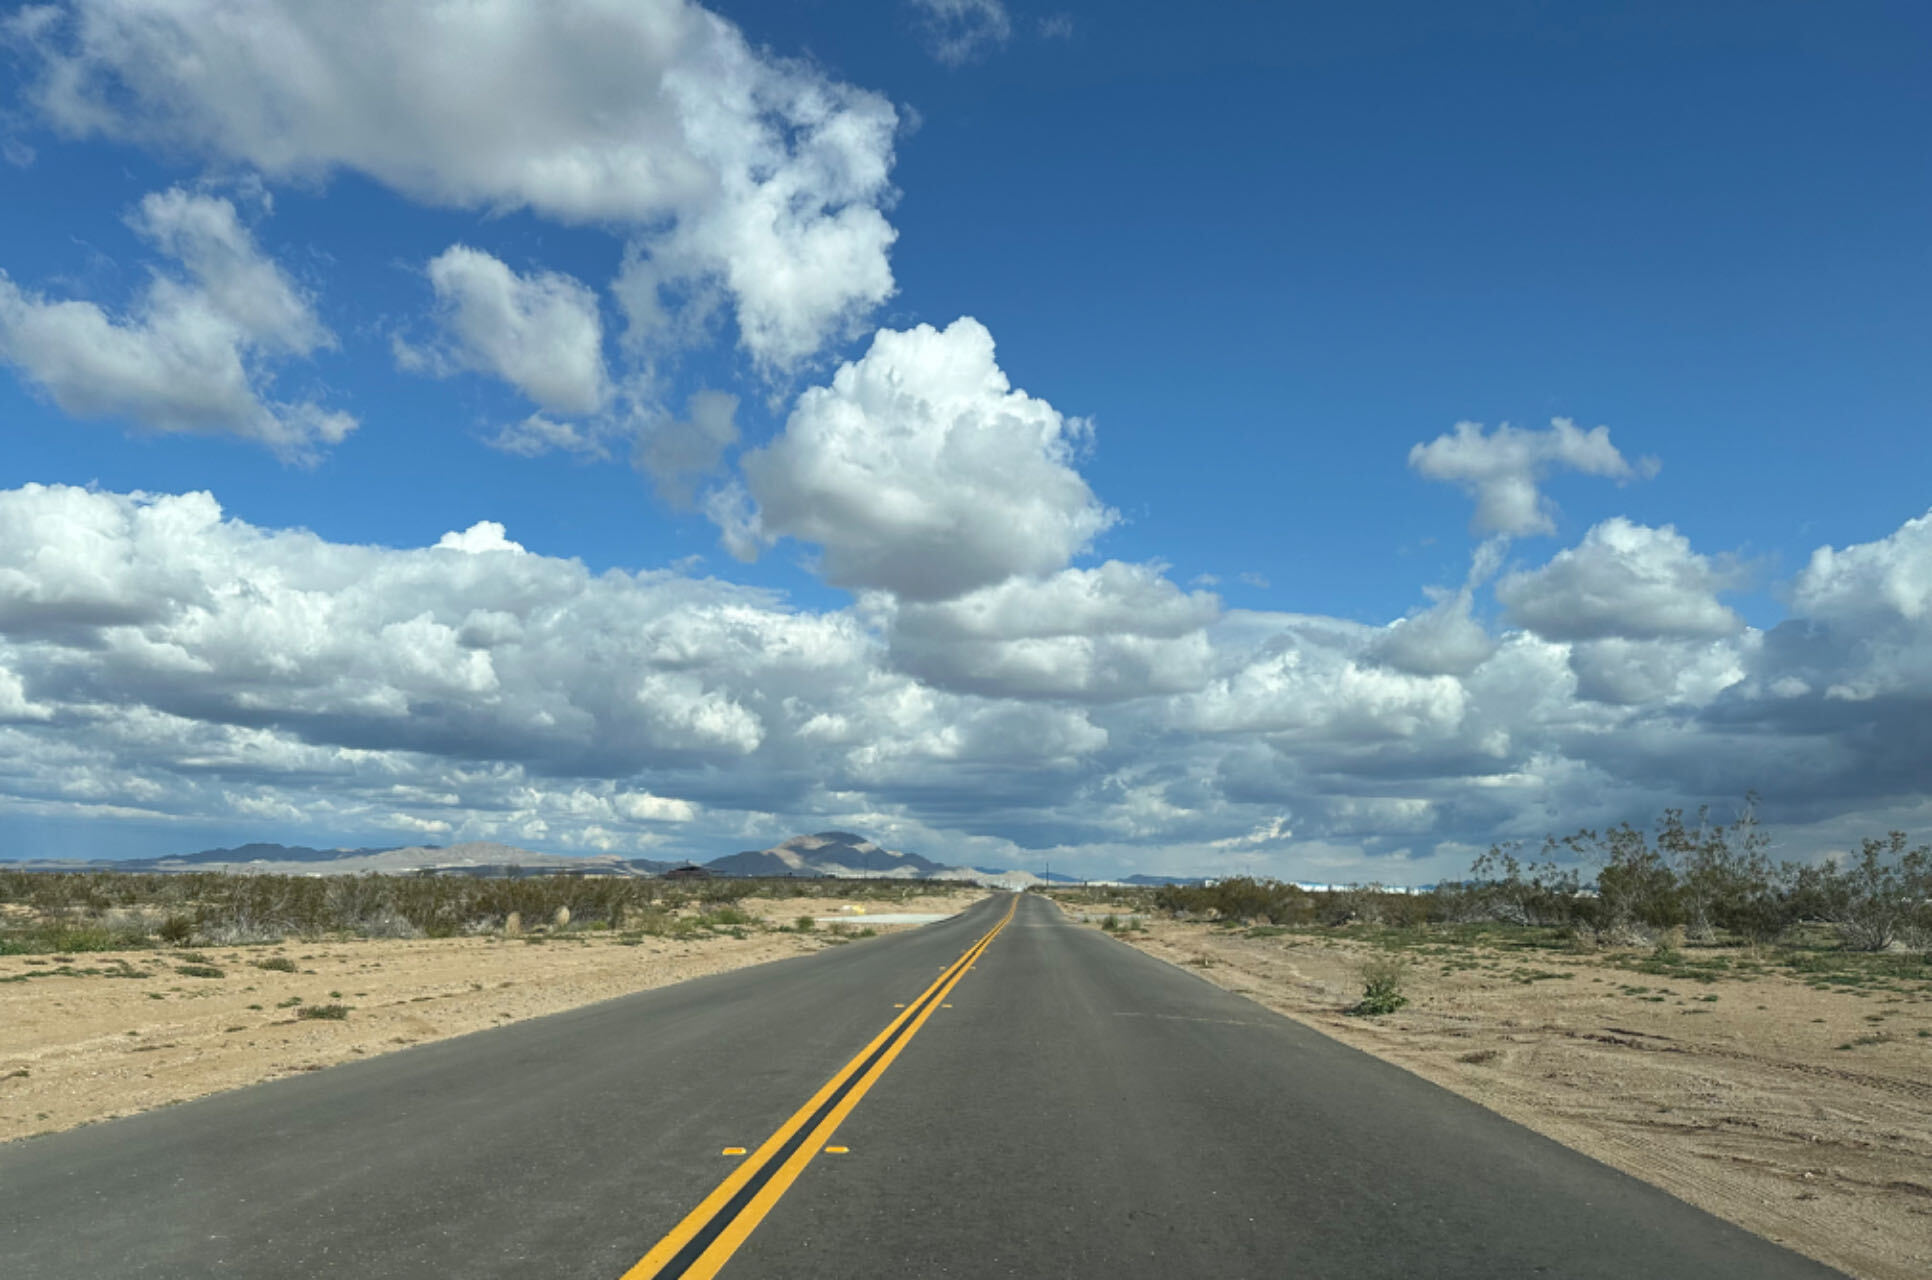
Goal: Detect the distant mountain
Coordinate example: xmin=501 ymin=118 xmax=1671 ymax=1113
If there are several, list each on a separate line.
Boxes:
xmin=0 ymin=831 xmax=1198 ymax=888
xmin=704 ymin=831 xmax=949 ymax=879
xmin=150 ymin=842 xmax=409 ymax=867
xmin=0 ymin=841 xmax=669 ymax=877
xmin=969 ymin=866 xmax=1081 ymax=884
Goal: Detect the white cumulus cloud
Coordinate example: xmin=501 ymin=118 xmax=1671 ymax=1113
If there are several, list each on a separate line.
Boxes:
xmin=1409 ymin=418 xmax=1653 ymax=536
xmin=15 ymin=0 xmax=900 ymax=371
xmin=403 ymin=246 xmax=609 ymax=417
xmin=1 ymin=481 xmax=1931 ymax=876
xmin=1372 ymin=587 xmax=1496 ymax=678
xmin=0 ymin=187 xmax=351 ymax=458
xmin=436 ymin=522 xmax=527 ymax=556
xmin=1793 ymin=509 xmax=1932 ymax=626
xmin=734 ymin=317 xmax=1116 ymax=600
xmin=1497 ymin=518 xmax=1744 ymax=642
xmin=885 ymin=561 xmax=1220 ymax=701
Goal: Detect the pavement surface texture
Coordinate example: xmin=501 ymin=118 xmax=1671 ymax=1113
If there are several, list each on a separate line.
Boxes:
xmin=0 ymin=893 xmax=1847 ymax=1278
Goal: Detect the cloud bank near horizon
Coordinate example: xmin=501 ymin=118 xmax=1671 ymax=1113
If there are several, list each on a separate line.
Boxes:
xmin=1 ymin=406 xmax=1927 ymax=877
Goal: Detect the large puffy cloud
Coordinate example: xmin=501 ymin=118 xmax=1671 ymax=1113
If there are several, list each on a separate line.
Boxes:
xmin=1371 ymin=588 xmax=1496 ymax=677
xmin=0 ymin=187 xmax=352 ymax=458
xmin=1497 ymin=518 xmax=1744 ymax=642
xmin=732 ymin=318 xmax=1116 ymax=599
xmin=0 ymin=483 xmax=830 ymax=769
xmin=401 ymin=246 xmax=609 ymax=416
xmin=14 ymin=0 xmax=898 ymax=370
xmin=1409 ymin=418 xmax=1651 ymax=536
xmin=0 ymin=482 xmax=1928 ymax=877
xmin=884 ymin=561 xmax=1220 ymax=701
xmin=1169 ymin=614 xmax=1471 ymax=744
xmin=1770 ymin=509 xmax=1932 ymax=703
xmin=1566 ymin=636 xmax=1751 ymax=707
xmin=1793 ymin=510 xmax=1932 ymax=628
xmin=0 ymin=483 xmax=1115 ymax=853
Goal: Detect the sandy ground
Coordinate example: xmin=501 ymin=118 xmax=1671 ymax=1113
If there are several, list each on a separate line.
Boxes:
xmin=1066 ymin=909 xmax=1931 ymax=1280
xmin=0 ymin=889 xmax=985 ymax=1145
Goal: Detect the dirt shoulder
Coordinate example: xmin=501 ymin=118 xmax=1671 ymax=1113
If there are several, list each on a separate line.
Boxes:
xmin=1066 ymin=908 xmax=1930 ymax=1280
xmin=0 ymin=889 xmax=986 ymax=1145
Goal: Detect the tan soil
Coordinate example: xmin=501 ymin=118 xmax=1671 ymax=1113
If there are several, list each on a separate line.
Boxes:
xmin=0 ymin=889 xmax=986 ymax=1145
xmin=1069 ymin=909 xmax=1930 ymax=1280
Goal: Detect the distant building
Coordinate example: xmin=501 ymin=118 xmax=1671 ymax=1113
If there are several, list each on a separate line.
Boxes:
xmin=661 ymin=864 xmax=712 ymax=880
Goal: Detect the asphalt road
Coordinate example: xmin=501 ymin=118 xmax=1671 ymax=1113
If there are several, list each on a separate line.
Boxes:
xmin=0 ymin=893 xmax=1844 ymax=1278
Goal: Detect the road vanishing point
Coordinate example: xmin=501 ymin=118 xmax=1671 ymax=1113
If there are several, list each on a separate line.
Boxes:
xmin=1 ymin=893 xmax=1845 ymax=1278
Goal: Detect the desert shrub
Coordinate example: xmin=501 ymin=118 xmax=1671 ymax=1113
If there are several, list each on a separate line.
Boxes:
xmin=0 ymin=921 xmax=149 ymax=954
xmin=1656 ymin=799 xmax=1793 ymax=943
xmin=1349 ymin=955 xmax=1409 ymax=1016
xmin=296 ymin=1003 xmax=350 ymax=1021
xmin=1573 ymin=823 xmax=1683 ymax=936
xmin=1455 ymin=802 xmax=1932 ymax=954
xmin=175 ymin=963 xmax=224 ymax=978
xmin=156 ymin=915 xmax=196 ymax=945
xmin=1461 ymin=801 xmax=1791 ymax=942
xmin=253 ymin=956 xmax=298 ymax=972
xmin=1796 ymin=832 xmax=1932 ymax=952
xmin=1372 ymin=889 xmax=1435 ymax=929
xmin=1154 ymin=877 xmax=1309 ymax=925
xmin=1461 ymin=845 xmax=1586 ymax=927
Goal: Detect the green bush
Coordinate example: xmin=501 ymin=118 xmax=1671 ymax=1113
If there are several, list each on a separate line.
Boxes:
xmin=1453 ymin=799 xmax=1929 ymax=953
xmin=1795 ymin=832 xmax=1932 ymax=951
xmin=1154 ymin=877 xmax=1311 ymax=925
xmin=296 ymin=1003 xmax=350 ymax=1021
xmin=1349 ymin=955 xmax=1409 ymax=1016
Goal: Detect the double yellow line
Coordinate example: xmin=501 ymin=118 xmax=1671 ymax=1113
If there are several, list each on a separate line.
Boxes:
xmin=620 ymin=893 xmax=1020 ymax=1280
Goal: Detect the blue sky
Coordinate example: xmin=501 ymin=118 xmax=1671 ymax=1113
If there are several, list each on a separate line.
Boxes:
xmin=0 ymin=1 xmax=1927 ymax=877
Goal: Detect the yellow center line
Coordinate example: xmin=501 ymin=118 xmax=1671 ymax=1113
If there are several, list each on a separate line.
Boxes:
xmin=619 ymin=894 xmax=1018 ymax=1280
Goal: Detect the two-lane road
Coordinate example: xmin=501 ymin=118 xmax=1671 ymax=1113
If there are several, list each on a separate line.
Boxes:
xmin=1 ymin=893 xmax=1843 ymax=1277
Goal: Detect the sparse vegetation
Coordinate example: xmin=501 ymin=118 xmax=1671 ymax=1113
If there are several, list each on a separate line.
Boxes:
xmin=1349 ymin=955 xmax=1409 ymax=1016
xmin=0 ymin=869 xmax=971 ymax=953
xmin=1447 ymin=801 xmax=1930 ymax=953
xmin=295 ymin=1003 xmax=350 ymax=1021
xmin=1106 ymin=803 xmax=1929 ymax=976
